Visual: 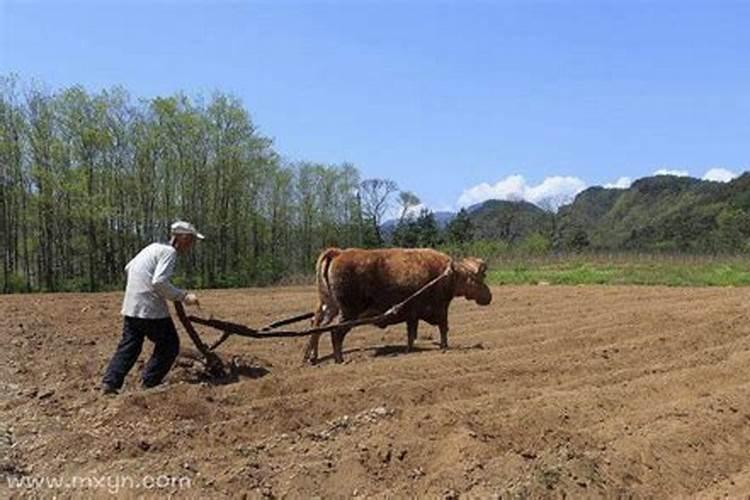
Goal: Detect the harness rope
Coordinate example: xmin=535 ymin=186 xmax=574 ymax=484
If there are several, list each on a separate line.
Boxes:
xmin=178 ymin=261 xmax=455 ymax=355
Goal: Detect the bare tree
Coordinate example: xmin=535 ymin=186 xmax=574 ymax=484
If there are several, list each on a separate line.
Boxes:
xmin=537 ymin=194 xmax=569 ymax=241
xmin=360 ymin=178 xmax=398 ymax=245
xmin=536 ymin=194 xmax=569 ymax=213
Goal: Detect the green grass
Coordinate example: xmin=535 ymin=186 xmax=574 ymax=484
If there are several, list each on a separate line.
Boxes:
xmin=486 ymin=255 xmax=750 ymax=287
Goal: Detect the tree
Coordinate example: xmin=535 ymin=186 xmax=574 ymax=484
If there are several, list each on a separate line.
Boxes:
xmin=569 ymin=229 xmax=591 ymax=252
xmin=715 ymin=207 xmax=750 ymax=252
xmin=26 ymin=86 xmax=61 ymax=291
xmin=392 ymin=218 xmax=419 ymax=247
xmin=397 ymin=191 xmax=420 ymax=222
xmin=537 ymin=195 xmax=563 ymax=240
xmin=392 ymin=209 xmax=440 ymax=248
xmin=445 ymin=208 xmax=473 ymax=244
xmin=359 ymin=178 xmax=398 ymax=245
xmin=415 ymin=209 xmax=440 ymax=247
xmin=0 ymin=75 xmax=27 ymax=291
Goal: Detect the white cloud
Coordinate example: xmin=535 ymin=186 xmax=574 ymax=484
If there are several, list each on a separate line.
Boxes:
xmin=457 ymin=175 xmax=525 ymax=208
xmin=605 ymin=177 xmax=632 ymax=189
xmin=404 ymin=203 xmax=426 ymax=218
xmin=653 ymin=169 xmax=689 ymax=177
xmin=526 ymin=176 xmax=588 ymax=206
xmin=703 ymin=168 xmax=738 ymax=183
xmin=457 ymin=175 xmax=587 ymax=210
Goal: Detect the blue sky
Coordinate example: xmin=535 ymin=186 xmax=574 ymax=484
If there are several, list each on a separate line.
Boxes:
xmin=2 ymin=0 xmax=749 ymax=211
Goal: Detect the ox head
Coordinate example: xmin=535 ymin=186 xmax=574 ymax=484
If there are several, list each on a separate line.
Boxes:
xmin=452 ymin=257 xmax=492 ymax=306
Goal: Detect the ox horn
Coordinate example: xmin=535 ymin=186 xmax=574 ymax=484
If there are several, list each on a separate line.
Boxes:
xmin=462 ymin=257 xmax=487 ymax=277
xmin=477 ymin=259 xmax=487 ymax=277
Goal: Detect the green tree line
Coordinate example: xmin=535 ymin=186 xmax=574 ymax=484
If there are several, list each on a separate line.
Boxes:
xmin=7 ymin=77 xmax=742 ymax=293
xmin=0 ymin=76 xmax=398 ymax=293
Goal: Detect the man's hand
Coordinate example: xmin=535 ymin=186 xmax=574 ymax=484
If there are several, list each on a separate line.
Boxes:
xmin=184 ymin=293 xmax=200 ymax=307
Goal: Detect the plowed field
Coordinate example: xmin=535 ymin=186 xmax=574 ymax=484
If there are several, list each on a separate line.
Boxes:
xmin=3 ymin=285 xmax=750 ymax=498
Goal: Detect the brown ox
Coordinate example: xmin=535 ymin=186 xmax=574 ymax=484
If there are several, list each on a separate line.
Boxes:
xmin=303 ymin=247 xmax=492 ymax=364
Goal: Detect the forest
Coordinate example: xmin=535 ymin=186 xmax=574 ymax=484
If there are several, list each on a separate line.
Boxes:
xmin=0 ymin=76 xmax=411 ymax=292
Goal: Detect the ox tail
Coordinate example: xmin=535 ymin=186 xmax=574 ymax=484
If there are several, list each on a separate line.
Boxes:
xmin=315 ymin=248 xmax=342 ymax=324
xmin=315 ymin=248 xmax=341 ymax=302
xmin=305 ymin=248 xmax=342 ymax=363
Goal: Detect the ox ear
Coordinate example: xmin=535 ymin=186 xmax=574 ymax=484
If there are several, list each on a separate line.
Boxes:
xmin=476 ymin=259 xmax=487 ymax=278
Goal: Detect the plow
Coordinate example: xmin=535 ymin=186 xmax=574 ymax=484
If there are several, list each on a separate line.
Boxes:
xmin=172 ymin=264 xmax=453 ymax=376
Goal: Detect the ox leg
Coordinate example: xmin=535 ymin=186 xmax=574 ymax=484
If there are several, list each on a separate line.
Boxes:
xmin=303 ymin=303 xmax=328 ymax=365
xmin=303 ymin=333 xmax=321 ymax=365
xmin=331 ymin=327 xmax=350 ymax=364
xmin=406 ymin=318 xmax=418 ymax=352
xmin=439 ymin=319 xmax=449 ymax=350
xmin=304 ymin=301 xmax=342 ymax=365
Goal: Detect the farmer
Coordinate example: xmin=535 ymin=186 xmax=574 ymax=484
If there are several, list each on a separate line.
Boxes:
xmin=101 ymin=221 xmax=204 ymax=395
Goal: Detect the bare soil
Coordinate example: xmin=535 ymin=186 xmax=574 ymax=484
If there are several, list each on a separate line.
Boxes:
xmin=2 ymin=285 xmax=750 ymax=498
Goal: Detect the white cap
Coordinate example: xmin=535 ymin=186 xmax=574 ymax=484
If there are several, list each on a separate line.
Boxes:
xmin=170 ymin=220 xmax=205 ymax=240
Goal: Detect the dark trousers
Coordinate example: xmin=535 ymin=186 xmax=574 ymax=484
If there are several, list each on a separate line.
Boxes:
xmin=102 ymin=316 xmax=180 ymax=389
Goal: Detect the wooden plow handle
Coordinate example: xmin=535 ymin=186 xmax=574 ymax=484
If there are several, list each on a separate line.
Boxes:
xmin=173 ymin=301 xmax=227 ymax=377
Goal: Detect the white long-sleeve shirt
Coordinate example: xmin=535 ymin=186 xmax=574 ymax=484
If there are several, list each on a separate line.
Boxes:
xmin=121 ymin=243 xmax=187 ymax=319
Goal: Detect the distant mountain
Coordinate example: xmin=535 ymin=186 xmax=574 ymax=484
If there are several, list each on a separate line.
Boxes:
xmin=469 ymin=199 xmax=553 ymax=242
xmin=556 ymin=173 xmax=750 ymax=251
xmin=466 ymin=201 xmax=487 ymax=213
xmin=433 ymin=211 xmax=457 ymax=227
xmin=380 ymin=219 xmax=397 ymax=236
xmin=381 ymin=198 xmax=553 ymax=243
xmin=382 ymin=172 xmax=750 ymax=252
